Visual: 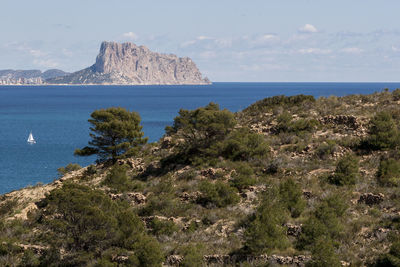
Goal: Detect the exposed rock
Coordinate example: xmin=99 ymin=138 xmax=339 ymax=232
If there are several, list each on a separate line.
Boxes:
xmin=160 ymin=136 xmax=173 ymax=149
xmin=0 ymin=69 xmax=69 ymax=85
xmin=109 ymin=192 xmax=146 ymax=205
xmin=48 ymin=41 xmax=210 ymax=85
xmin=319 ymin=115 xmax=359 ymax=129
xmin=165 ymin=255 xmax=184 ymax=265
xmin=358 ymin=193 xmax=384 ymax=206
xmin=285 ymin=223 xmax=302 ymax=237
xmin=179 ymin=191 xmax=201 ymax=202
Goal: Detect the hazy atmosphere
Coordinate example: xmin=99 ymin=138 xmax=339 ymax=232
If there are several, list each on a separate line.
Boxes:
xmin=2 ymin=0 xmax=400 ymax=82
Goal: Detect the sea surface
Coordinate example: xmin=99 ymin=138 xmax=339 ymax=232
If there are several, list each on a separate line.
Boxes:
xmin=1 ymin=82 xmax=400 ymax=194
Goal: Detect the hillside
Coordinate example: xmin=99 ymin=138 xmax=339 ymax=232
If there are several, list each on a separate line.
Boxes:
xmin=47 ymin=41 xmax=211 ymax=85
xmin=1 ymin=90 xmax=400 ymax=266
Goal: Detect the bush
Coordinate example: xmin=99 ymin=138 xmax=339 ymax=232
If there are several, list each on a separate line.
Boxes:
xmin=306 ymin=237 xmax=341 ymax=267
xmin=36 ymin=183 xmax=163 ymax=266
xmin=102 ymin=164 xmax=133 ymax=192
xmin=230 ymin=162 xmax=256 ymax=191
xmin=374 ymin=240 xmax=400 ymax=267
xmin=179 ymin=244 xmax=204 ymax=267
xmin=364 ymin=111 xmax=400 ymax=150
xmin=329 ymin=154 xmax=359 ymax=186
xmin=377 ymin=157 xmax=400 ymax=187
xmin=243 ymin=188 xmax=289 ymax=254
xmin=57 ymin=163 xmax=81 ymax=176
xmin=245 ymin=95 xmax=316 ymax=113
xmin=298 ymin=194 xmax=347 ymax=250
xmin=215 ymin=128 xmax=269 ymax=161
xmin=315 ymin=140 xmax=338 ymax=159
xmin=149 ymin=218 xmax=178 ymax=236
xmin=275 ymin=113 xmax=319 ymax=135
xmin=279 ymin=178 xmax=306 ymax=218
xmin=165 ymin=103 xmax=236 ymax=162
xmin=198 ymin=181 xmax=240 ymax=208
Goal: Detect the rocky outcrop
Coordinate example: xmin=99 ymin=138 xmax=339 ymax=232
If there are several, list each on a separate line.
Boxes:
xmin=358 ymin=193 xmax=385 ymax=206
xmin=48 ymin=41 xmax=210 ymax=85
xmin=0 ymin=69 xmax=68 ymax=85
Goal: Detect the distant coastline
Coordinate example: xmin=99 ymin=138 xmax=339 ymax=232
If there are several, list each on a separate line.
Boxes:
xmin=0 ymin=41 xmax=210 ymax=86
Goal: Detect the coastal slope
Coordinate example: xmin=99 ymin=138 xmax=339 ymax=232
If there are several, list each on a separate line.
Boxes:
xmin=47 ymin=41 xmax=210 ymax=85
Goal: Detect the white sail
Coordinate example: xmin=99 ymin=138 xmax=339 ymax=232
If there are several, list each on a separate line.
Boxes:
xmin=27 ymin=132 xmax=36 ymax=144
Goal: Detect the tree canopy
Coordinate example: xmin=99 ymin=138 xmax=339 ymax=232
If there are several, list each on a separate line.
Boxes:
xmin=75 ymin=107 xmax=147 ymax=163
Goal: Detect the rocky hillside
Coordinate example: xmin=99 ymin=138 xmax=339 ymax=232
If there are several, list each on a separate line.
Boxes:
xmin=0 ymin=69 xmax=69 ymax=85
xmin=47 ymin=41 xmax=210 ymax=85
xmin=1 ymin=90 xmax=400 ymax=266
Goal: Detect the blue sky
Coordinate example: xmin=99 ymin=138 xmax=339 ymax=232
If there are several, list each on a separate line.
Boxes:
xmin=1 ymin=0 xmax=400 ymax=81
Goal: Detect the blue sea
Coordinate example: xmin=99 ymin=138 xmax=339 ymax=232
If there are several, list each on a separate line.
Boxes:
xmin=1 ymin=82 xmax=400 ymax=194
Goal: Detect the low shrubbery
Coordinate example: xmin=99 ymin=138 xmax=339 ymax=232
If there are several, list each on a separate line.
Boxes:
xmin=377 ymin=157 xmax=400 ymax=187
xmin=363 ymin=111 xmax=400 ymax=150
xmin=279 ymin=178 xmax=306 ymax=218
xmin=198 ymin=181 xmax=240 ymax=208
xmin=243 ymin=188 xmax=289 ymax=254
xmin=35 ymin=183 xmax=163 ymax=266
xmin=57 ymin=163 xmax=81 ymax=176
xmin=329 ymin=154 xmax=359 ymax=186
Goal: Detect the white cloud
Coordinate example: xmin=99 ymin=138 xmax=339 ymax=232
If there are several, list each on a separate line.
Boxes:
xmin=392 ymin=45 xmax=400 ymax=52
xmin=197 ymin=35 xmax=213 ymax=40
xmin=340 ymin=47 xmax=364 ymax=54
xmin=298 ymin=48 xmax=332 ymax=55
xmin=122 ymin=32 xmax=139 ymax=41
xmin=33 ymin=59 xmax=59 ymax=68
xmin=29 ymin=49 xmax=47 ymax=57
xmin=298 ymin=24 xmax=318 ymax=33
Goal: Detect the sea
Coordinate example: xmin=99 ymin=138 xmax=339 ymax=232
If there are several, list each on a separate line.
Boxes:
xmin=1 ymin=82 xmax=400 ymax=194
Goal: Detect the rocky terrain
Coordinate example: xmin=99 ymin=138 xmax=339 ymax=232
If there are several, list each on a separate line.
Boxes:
xmin=47 ymin=41 xmax=210 ymax=85
xmin=0 ymin=69 xmax=69 ymax=85
xmin=1 ymin=90 xmax=400 ymax=266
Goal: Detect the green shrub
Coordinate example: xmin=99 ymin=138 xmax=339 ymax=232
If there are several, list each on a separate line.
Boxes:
xmin=149 ymin=218 xmax=178 ymax=236
xmin=57 ymin=163 xmax=81 ymax=176
xmin=102 ymin=164 xmax=129 ymax=191
xmin=198 ymin=181 xmax=240 ymax=208
xmin=315 ymin=140 xmax=337 ymax=160
xmin=245 ymin=95 xmax=315 ymax=113
xmin=329 ymin=154 xmax=359 ymax=186
xmin=377 ymin=157 xmax=400 ymax=187
xmin=374 ymin=240 xmax=400 ymax=267
xmin=179 ymin=244 xmax=204 ymax=267
xmin=243 ymin=188 xmax=289 ymax=254
xmin=20 ymin=250 xmax=40 ymax=267
xmin=165 ymin=102 xmax=236 ymax=163
xmin=231 ymin=162 xmax=256 ymax=191
xmin=36 ymin=183 xmax=163 ymax=266
xmin=306 ymin=237 xmax=341 ymax=267
xmin=279 ymin=178 xmax=306 ymax=218
xmin=215 ymin=128 xmax=269 ymax=161
xmin=298 ymin=194 xmax=347 ymax=250
xmin=364 ymin=111 xmax=400 ymax=150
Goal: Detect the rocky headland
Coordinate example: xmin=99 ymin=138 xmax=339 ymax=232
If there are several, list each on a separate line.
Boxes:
xmin=48 ymin=41 xmax=210 ymax=85
xmin=0 ymin=41 xmax=210 ymax=86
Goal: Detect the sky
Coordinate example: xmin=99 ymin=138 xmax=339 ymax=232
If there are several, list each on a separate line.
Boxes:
xmin=1 ymin=0 xmax=400 ymax=82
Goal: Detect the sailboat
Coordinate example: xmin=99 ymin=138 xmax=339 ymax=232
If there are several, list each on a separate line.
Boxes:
xmin=27 ymin=131 xmax=36 ymax=144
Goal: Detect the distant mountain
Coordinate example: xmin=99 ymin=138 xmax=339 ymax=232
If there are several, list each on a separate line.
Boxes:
xmin=0 ymin=69 xmax=69 ymax=85
xmin=47 ymin=41 xmax=210 ymax=85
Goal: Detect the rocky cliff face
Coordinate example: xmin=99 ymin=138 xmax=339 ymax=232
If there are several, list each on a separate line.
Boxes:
xmin=0 ymin=69 xmax=68 ymax=85
xmin=48 ymin=41 xmax=210 ymax=85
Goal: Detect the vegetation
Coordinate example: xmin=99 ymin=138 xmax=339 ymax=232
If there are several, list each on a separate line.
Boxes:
xmin=329 ymin=153 xmax=359 ymax=186
xmin=57 ymin=163 xmax=81 ymax=176
xmin=2 ymin=91 xmax=400 ymax=266
xmin=75 ymin=107 xmax=148 ymax=163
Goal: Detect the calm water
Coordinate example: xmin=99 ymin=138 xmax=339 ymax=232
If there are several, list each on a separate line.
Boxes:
xmin=1 ymin=82 xmax=400 ymax=194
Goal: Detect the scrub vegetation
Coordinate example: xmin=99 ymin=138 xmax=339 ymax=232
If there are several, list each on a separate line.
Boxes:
xmin=1 ymin=89 xmax=400 ymax=266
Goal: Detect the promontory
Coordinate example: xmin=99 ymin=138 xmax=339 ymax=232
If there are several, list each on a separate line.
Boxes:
xmin=47 ymin=41 xmax=211 ymax=85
